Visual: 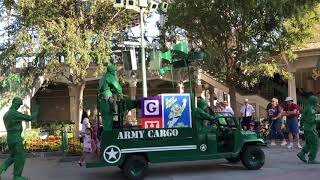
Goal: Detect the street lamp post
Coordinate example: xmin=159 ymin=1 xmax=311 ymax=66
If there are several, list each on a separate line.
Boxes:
xmin=114 ymin=0 xmax=168 ymax=97
xmin=139 ymin=6 xmax=148 ymax=97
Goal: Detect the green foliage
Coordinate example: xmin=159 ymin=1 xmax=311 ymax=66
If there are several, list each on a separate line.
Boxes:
xmin=32 ymin=120 xmax=75 ymax=133
xmin=1 ymin=0 xmax=136 ymax=84
xmin=0 ymin=135 xmax=9 ymax=153
xmin=241 ymin=62 xmax=292 ymax=85
xmin=0 ymin=122 xmax=77 ymax=153
xmin=0 ymin=73 xmax=27 ymax=108
xmin=23 ymin=129 xmax=41 ymax=141
xmin=280 ymin=4 xmax=320 ymax=60
xmin=165 ymin=0 xmax=320 ymax=87
xmin=0 ymin=73 xmax=22 ymax=89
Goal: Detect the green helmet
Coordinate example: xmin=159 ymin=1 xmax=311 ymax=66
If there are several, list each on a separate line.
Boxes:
xmin=107 ymin=64 xmax=117 ymax=73
xmin=12 ymin=97 xmax=23 ymax=106
xmin=197 ymin=99 xmax=208 ymax=110
xmin=307 ymin=96 xmax=318 ymax=107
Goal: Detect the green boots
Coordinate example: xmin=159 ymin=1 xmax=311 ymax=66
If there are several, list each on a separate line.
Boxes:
xmin=13 ymin=176 xmax=28 ymax=180
xmin=297 ymin=151 xmax=307 ymax=163
xmin=297 ymin=151 xmax=320 ymax=164
xmin=308 ymin=160 xmax=320 ymax=164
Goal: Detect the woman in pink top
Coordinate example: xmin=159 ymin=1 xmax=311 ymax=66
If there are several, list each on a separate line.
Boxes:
xmin=79 ymin=128 xmax=96 ymax=166
xmin=92 ymin=108 xmax=102 ymax=157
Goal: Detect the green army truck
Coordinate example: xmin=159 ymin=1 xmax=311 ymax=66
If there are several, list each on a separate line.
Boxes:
xmin=86 ymin=95 xmax=265 ymax=180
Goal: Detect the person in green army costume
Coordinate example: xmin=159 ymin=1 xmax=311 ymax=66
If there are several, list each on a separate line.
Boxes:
xmin=0 ymin=97 xmax=40 ymax=180
xmin=193 ymin=99 xmax=217 ymax=133
xmin=297 ymin=96 xmax=320 ymax=164
xmin=98 ymin=64 xmax=123 ymax=130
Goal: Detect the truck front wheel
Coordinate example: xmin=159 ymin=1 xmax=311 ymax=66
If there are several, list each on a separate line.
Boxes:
xmin=241 ymin=146 xmax=265 ymax=170
xmin=118 ymin=164 xmax=124 ymax=170
xmin=123 ymin=155 xmax=148 ymax=180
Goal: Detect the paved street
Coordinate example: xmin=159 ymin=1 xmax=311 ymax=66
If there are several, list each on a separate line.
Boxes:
xmin=0 ymin=146 xmax=320 ymax=180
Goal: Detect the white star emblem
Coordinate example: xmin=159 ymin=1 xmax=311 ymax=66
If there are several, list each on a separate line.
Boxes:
xmin=106 ymin=148 xmax=119 ymax=160
xmin=103 ymin=145 xmax=121 ymax=164
xmin=200 ymin=144 xmax=207 ymax=152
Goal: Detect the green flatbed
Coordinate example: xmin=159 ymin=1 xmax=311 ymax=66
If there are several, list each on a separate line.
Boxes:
xmin=87 ymin=112 xmax=265 ymax=180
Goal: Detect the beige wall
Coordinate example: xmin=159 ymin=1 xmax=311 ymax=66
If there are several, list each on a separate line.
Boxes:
xmin=33 ymin=85 xmax=70 ymax=122
xmin=289 ymin=48 xmax=320 ymax=96
xmin=295 ymin=68 xmax=320 ymax=94
xmin=36 ymin=97 xmax=70 ymax=122
xmin=33 ymin=79 xmax=178 ymax=124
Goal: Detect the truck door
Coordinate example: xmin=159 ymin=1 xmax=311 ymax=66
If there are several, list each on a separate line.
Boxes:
xmin=195 ymin=124 xmax=218 ymax=153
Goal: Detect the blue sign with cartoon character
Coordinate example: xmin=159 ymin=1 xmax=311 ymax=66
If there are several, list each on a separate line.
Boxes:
xmin=162 ymin=94 xmax=192 ymax=128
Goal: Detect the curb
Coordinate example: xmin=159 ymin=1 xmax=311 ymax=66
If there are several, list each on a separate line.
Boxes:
xmin=0 ymin=151 xmax=64 ymax=159
xmin=59 ymin=155 xmax=81 ymax=162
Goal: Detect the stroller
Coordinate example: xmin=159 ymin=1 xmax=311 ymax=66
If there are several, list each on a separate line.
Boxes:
xmin=254 ymin=119 xmax=271 ymax=142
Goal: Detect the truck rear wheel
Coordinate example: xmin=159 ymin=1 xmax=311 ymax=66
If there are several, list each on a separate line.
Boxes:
xmin=123 ymin=155 xmax=148 ymax=180
xmin=241 ymin=146 xmax=265 ymax=170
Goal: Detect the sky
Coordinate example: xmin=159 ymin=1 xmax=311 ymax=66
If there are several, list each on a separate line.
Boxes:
xmin=131 ymin=13 xmax=161 ymax=39
xmin=0 ymin=9 xmax=8 ymax=46
xmin=121 ymin=12 xmax=162 ymax=48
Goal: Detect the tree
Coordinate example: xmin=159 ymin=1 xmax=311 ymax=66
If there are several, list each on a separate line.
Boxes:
xmin=1 ymin=0 xmax=135 ymax=85
xmin=164 ymin=0 xmax=320 ymax=111
xmin=0 ymin=0 xmax=137 ymax=133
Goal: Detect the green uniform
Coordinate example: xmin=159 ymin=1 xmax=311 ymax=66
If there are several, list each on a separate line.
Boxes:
xmin=297 ymin=96 xmax=320 ymax=164
xmin=0 ymin=97 xmax=39 ymax=180
xmin=98 ymin=64 xmax=123 ymax=130
xmin=192 ymin=99 xmax=217 ymax=133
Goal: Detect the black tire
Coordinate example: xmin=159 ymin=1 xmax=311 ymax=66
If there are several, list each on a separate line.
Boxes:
xmin=241 ymin=146 xmax=265 ymax=170
xmin=118 ymin=164 xmax=124 ymax=170
xmin=123 ymin=155 xmax=148 ymax=180
xmin=226 ymin=157 xmax=241 ymax=163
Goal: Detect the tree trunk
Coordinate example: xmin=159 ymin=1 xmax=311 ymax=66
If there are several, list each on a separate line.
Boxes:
xmin=76 ymin=0 xmax=83 ymax=17
xmin=69 ymin=83 xmax=85 ymax=138
xmin=229 ymin=84 xmax=238 ymax=117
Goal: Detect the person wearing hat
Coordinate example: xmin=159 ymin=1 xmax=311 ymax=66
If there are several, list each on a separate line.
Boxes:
xmin=0 ymin=97 xmax=40 ymax=180
xmin=240 ymin=99 xmax=255 ymax=130
xmin=98 ymin=64 xmax=123 ymax=130
xmin=282 ymin=96 xmax=302 ymax=149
